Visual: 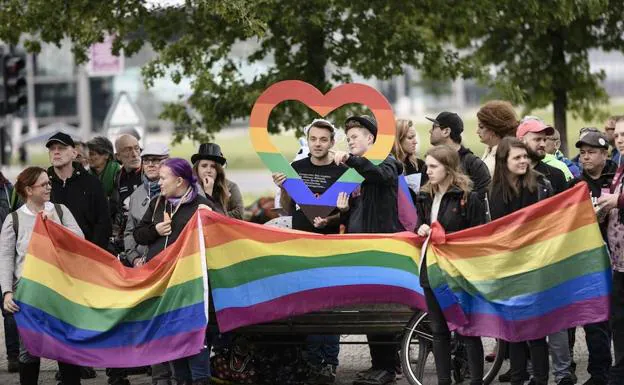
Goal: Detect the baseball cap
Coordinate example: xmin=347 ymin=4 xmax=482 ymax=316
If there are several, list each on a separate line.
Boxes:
xmin=426 ymin=112 xmax=464 ymax=136
xmin=576 ymin=131 xmax=609 ymax=150
xmin=516 ymin=119 xmax=555 ymax=139
xmin=345 ymin=115 xmax=378 ymax=140
xmin=46 ymin=132 xmax=75 ymax=148
xmin=141 ymin=143 xmax=170 ymax=158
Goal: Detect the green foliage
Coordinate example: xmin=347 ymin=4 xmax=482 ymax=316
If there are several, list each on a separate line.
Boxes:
xmin=451 ymin=0 xmax=624 ymax=122
xmin=0 ymin=0 xmax=466 ymax=143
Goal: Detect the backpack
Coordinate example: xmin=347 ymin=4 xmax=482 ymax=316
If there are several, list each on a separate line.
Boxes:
xmin=11 ymin=204 xmax=64 ymax=237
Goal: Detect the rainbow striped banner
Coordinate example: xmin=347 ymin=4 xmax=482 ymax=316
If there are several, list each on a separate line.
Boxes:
xmin=13 ymin=212 xmax=209 ymax=367
xmin=205 ymin=183 xmax=610 ymax=341
xmin=427 ymin=182 xmax=611 ymax=341
xmin=203 ymin=214 xmax=425 ymax=332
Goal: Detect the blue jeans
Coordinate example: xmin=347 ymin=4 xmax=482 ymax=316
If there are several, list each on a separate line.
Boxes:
xmin=306 ymin=335 xmax=340 ymax=366
xmin=171 ymin=331 xmax=213 ymax=381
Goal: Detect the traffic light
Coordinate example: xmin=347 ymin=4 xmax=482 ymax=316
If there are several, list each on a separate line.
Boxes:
xmin=1 ymin=52 xmax=27 ymax=115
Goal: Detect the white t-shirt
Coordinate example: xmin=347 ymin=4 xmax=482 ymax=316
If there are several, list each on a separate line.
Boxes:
xmin=431 ymin=192 xmax=444 ymax=223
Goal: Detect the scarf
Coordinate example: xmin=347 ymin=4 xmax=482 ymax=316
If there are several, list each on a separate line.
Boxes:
xmin=92 ymin=160 xmax=121 ymax=199
xmin=142 ymin=174 xmax=161 ymax=199
xmin=167 ymin=185 xmax=198 ymax=209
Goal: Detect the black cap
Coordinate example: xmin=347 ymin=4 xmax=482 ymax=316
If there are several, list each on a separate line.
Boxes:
xmin=576 ymin=131 xmax=609 ymax=150
xmin=191 ymin=143 xmax=227 ymax=165
xmin=426 ymin=111 xmax=464 ymax=137
xmin=45 ymin=132 xmax=75 ymax=148
xmin=345 ymin=115 xmax=378 ymax=140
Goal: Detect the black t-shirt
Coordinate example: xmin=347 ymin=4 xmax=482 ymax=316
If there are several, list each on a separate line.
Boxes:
xmin=290 ymin=157 xmax=347 ymax=234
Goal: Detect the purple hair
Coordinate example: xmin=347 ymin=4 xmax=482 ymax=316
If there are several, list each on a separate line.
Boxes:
xmin=162 ymin=158 xmax=197 ymax=187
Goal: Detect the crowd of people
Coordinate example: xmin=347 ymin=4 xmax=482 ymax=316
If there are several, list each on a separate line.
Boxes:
xmin=0 ymin=103 xmax=622 ymax=385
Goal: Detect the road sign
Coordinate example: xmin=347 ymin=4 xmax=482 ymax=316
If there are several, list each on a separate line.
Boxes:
xmin=103 ymin=92 xmax=146 ymax=146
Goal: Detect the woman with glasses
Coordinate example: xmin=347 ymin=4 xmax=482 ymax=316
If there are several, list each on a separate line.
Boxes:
xmin=0 ymin=167 xmax=83 ymax=385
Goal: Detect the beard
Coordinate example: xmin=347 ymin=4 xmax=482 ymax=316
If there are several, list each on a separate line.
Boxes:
xmin=526 ymin=146 xmax=545 ymax=162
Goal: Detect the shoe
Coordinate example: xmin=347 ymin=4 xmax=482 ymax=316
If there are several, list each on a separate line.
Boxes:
xmin=583 ymin=378 xmax=606 ymax=385
xmin=352 ymin=369 xmax=395 ymax=385
xmin=499 ymin=368 xmax=530 ymax=383
xmin=81 ymin=366 xmax=98 ymax=379
xmin=394 ymin=362 xmax=403 ymax=379
xmin=356 ymin=367 xmax=375 ymax=379
xmin=558 ymin=377 xmax=575 ymax=385
xmin=7 ymin=357 xmax=19 ymax=373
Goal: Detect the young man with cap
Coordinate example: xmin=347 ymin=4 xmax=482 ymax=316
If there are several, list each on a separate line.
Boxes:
xmin=516 ymin=120 xmax=568 ymax=194
xmin=272 ymin=119 xmax=347 ymax=384
xmin=427 ymin=111 xmax=491 ymax=199
xmin=46 ymin=132 xmax=111 ymax=384
xmin=515 ymin=120 xmax=576 ymax=385
xmin=333 ymin=114 xmax=403 ymax=385
xmin=47 ymin=132 xmax=111 ymax=249
xmin=567 ymin=131 xmax=615 ymax=385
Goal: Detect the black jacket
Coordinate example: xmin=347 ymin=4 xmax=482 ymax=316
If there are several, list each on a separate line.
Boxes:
xmin=534 ymin=161 xmax=567 ymax=194
xmin=458 ymin=146 xmax=491 ymax=200
xmin=489 ymin=175 xmax=553 ymax=221
xmin=571 ymin=160 xmax=618 ymax=239
xmin=342 ymin=155 xmax=404 ymax=234
xmin=48 ymin=163 xmax=112 ymax=249
xmin=133 ymin=192 xmax=221 ymax=261
xmin=573 ymin=160 xmax=617 ymax=198
xmin=416 ymin=187 xmax=486 ymax=287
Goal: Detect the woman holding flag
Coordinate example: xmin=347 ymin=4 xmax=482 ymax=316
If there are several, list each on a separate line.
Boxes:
xmin=489 ymin=137 xmax=553 ymax=385
xmin=415 ymin=145 xmax=486 ymax=385
xmin=0 ymin=167 xmax=84 ymax=385
xmin=133 ymin=158 xmax=221 ymax=385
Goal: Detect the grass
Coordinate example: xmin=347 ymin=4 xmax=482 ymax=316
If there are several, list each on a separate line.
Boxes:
xmin=22 ymin=103 xmax=624 ymax=169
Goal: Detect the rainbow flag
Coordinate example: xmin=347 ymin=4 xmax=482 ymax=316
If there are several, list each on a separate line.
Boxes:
xmin=13 ymin=212 xmax=209 ymax=367
xmin=203 ymin=213 xmax=425 ymax=332
xmin=426 ymin=182 xmax=611 ymax=342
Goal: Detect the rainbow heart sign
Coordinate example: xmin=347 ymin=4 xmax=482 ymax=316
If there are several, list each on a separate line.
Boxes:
xmin=250 ymin=80 xmax=396 ymax=221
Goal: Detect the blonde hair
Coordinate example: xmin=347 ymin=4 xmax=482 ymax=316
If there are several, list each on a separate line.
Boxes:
xmin=420 ymin=145 xmax=472 ymax=197
xmin=392 ymin=119 xmax=418 ymax=171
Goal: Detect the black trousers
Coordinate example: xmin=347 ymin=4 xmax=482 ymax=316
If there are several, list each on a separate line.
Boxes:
xmin=509 ymin=339 xmax=549 ymax=385
xmin=424 ymin=287 xmax=484 ymax=385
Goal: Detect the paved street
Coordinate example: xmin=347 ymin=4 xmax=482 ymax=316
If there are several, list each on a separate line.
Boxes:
xmin=0 ymin=325 xmax=594 ymax=385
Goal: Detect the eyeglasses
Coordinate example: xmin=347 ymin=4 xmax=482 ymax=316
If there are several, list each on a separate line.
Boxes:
xmin=31 ymin=181 xmax=52 ymax=189
xmin=143 ymin=157 xmax=167 ymax=165
xmin=120 ymin=146 xmax=141 ymax=155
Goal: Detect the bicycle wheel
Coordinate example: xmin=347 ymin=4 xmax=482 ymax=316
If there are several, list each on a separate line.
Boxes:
xmin=400 ymin=312 xmax=432 ymax=385
xmin=400 ymin=312 xmax=506 ymax=385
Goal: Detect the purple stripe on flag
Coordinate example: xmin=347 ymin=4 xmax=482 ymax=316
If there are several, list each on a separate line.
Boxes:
xmin=18 ymin=327 xmax=206 ymax=368
xmin=454 ymin=296 xmax=610 ymax=342
xmin=215 ymin=284 xmax=425 ymax=332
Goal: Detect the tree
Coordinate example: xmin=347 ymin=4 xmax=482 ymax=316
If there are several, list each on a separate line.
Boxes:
xmin=0 ymin=0 xmax=469 ymax=143
xmin=447 ymin=0 xmax=624 ymax=154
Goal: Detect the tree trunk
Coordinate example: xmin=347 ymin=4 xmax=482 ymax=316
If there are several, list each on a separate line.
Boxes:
xmin=553 ymin=88 xmax=568 ymax=156
xmin=550 ymin=29 xmax=568 ymax=155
